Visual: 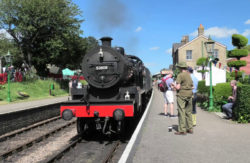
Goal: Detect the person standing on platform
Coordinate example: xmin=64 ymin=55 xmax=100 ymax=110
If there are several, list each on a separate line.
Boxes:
xmin=172 ymin=62 xmax=193 ymax=135
xmin=163 ymin=72 xmax=175 ymax=117
xmin=188 ymin=67 xmax=198 ymax=126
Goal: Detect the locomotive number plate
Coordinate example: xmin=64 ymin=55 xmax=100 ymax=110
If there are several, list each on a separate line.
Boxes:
xmin=96 ymin=66 xmax=108 ymax=70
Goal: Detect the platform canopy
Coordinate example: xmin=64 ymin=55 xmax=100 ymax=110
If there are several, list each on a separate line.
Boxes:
xmin=62 ymin=68 xmax=74 ymax=76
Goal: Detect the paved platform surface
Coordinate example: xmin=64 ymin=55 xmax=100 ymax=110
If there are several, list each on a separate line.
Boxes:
xmin=0 ymin=96 xmax=68 ymax=115
xmin=132 ymin=88 xmax=250 ymax=163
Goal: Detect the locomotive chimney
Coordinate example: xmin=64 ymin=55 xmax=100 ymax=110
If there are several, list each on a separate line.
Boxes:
xmin=100 ymin=37 xmax=113 ymax=47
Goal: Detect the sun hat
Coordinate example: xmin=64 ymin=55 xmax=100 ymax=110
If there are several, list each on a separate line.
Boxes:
xmin=176 ymin=62 xmax=188 ymax=68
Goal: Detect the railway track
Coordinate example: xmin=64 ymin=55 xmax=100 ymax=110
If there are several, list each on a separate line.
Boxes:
xmin=0 ymin=117 xmax=76 ymax=161
xmin=0 ymin=116 xmax=61 ymax=142
xmin=44 ymin=135 xmax=84 ymax=163
xmin=102 ymin=141 xmax=120 ymax=163
xmin=43 ymin=138 xmax=122 ymax=163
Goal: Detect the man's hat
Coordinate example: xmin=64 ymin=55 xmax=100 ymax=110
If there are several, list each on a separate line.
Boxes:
xmin=176 ymin=62 xmax=188 ymax=68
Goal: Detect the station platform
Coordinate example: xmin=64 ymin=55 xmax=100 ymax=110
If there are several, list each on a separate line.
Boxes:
xmin=0 ymin=96 xmax=68 ymax=115
xmin=123 ymin=88 xmax=250 ymax=163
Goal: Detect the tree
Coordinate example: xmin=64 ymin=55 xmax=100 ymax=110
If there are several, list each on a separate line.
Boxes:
xmin=243 ymin=44 xmax=250 ymax=52
xmin=0 ymin=0 xmax=83 ymax=76
xmin=196 ymin=57 xmax=208 ymax=80
xmin=227 ymin=34 xmax=248 ymax=76
xmin=0 ymin=37 xmax=23 ymax=68
xmin=85 ymin=36 xmax=99 ymax=53
xmin=51 ymin=36 xmax=99 ymax=70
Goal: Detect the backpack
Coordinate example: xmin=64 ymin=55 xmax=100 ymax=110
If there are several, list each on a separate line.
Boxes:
xmin=159 ymin=77 xmax=170 ymax=92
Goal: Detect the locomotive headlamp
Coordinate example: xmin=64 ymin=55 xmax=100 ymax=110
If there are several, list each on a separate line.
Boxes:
xmin=125 ymin=91 xmax=130 ymax=100
xmin=113 ymin=109 xmax=125 ymax=121
xmin=62 ymin=109 xmax=74 ymax=121
xmin=99 ymin=48 xmax=104 ymax=62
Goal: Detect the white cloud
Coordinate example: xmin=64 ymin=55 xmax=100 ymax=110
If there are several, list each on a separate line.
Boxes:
xmin=190 ymin=31 xmax=198 ymax=37
xmin=244 ymin=19 xmax=250 ymax=24
xmin=242 ymin=29 xmax=250 ymax=37
xmin=165 ymin=48 xmax=172 ymax=54
xmin=149 ymin=46 xmax=160 ymax=50
xmin=135 ymin=26 xmax=142 ymax=32
xmin=144 ymin=62 xmax=157 ymax=67
xmin=190 ymin=26 xmax=238 ymax=38
xmin=0 ymin=29 xmax=13 ymax=39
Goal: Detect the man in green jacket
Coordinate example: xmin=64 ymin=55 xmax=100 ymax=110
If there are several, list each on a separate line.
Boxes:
xmin=173 ymin=62 xmax=194 ymax=135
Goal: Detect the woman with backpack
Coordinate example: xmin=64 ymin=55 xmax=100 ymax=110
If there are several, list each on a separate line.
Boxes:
xmin=161 ymin=71 xmax=175 ymax=117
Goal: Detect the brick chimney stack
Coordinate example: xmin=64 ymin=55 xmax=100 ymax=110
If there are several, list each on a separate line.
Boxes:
xmin=181 ymin=35 xmax=189 ymax=44
xmin=198 ymin=24 xmax=204 ymax=36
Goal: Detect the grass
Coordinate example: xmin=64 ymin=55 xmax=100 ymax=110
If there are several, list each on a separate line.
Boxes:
xmin=0 ymin=79 xmax=68 ymax=105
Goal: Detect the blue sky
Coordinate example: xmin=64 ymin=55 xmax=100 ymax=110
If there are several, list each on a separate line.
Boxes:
xmin=72 ymin=0 xmax=250 ymax=74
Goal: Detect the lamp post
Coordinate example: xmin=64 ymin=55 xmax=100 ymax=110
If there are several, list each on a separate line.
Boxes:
xmin=4 ymin=51 xmax=12 ymax=102
xmin=204 ymin=36 xmax=215 ymax=110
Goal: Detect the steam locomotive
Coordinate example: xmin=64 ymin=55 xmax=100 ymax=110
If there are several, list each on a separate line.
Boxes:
xmin=60 ymin=37 xmax=152 ymax=136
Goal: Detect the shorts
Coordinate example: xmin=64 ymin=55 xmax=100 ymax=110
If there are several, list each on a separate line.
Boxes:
xmin=163 ymin=90 xmax=174 ymax=104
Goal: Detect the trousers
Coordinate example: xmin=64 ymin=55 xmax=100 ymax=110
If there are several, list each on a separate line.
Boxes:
xmin=222 ymin=103 xmax=233 ymax=118
xmin=192 ymin=93 xmax=197 ymax=114
xmin=177 ymin=96 xmax=193 ymax=132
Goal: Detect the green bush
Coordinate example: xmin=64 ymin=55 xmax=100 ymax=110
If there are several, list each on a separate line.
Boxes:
xmin=213 ymin=83 xmax=232 ymax=111
xmin=228 ymin=49 xmax=248 ymax=58
xmin=197 ymin=80 xmax=209 ymax=94
xmin=196 ymin=57 xmax=208 ymax=66
xmin=234 ymin=84 xmax=250 ymax=123
xmin=226 ymin=72 xmax=234 ymax=82
xmin=232 ymin=34 xmax=248 ymax=48
xmin=197 ymin=70 xmax=208 ymax=73
xmin=230 ymin=71 xmax=244 ymax=78
xmin=197 ymin=80 xmax=210 ymax=110
xmin=239 ymin=75 xmax=250 ymax=84
xmin=227 ymin=60 xmax=247 ymax=68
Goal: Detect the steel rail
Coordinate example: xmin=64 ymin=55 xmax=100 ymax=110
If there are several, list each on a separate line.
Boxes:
xmin=43 ymin=135 xmax=84 ymax=163
xmin=103 ymin=141 xmax=120 ymax=163
xmin=0 ymin=119 xmax=76 ymax=161
xmin=0 ymin=116 xmax=61 ymax=142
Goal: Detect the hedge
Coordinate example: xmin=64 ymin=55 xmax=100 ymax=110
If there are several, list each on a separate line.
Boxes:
xmin=234 ymin=84 xmax=250 ymax=123
xmin=228 ymin=49 xmax=248 ymax=59
xmin=230 ymin=71 xmax=244 ymax=78
xmin=232 ymin=34 xmax=248 ymax=48
xmin=197 ymin=80 xmax=209 ymax=94
xmin=196 ymin=57 xmax=208 ymax=66
xmin=197 ymin=80 xmax=210 ymax=110
xmin=197 ymin=81 xmax=237 ymax=112
xmin=213 ymin=83 xmax=232 ymax=110
xmin=197 ymin=70 xmax=208 ymax=73
xmin=227 ymin=60 xmax=247 ymax=68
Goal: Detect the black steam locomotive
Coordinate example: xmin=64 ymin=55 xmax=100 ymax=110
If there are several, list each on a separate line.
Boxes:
xmin=61 ymin=37 xmax=152 ymax=136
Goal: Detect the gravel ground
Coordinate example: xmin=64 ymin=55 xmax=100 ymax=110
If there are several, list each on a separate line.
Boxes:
xmin=57 ymin=138 xmax=128 ymax=163
xmin=0 ymin=118 xmax=73 ymax=155
xmin=8 ymin=125 xmax=77 ymax=163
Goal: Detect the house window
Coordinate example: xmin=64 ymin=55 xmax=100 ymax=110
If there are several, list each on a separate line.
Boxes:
xmin=214 ymin=49 xmax=219 ymax=58
xmin=186 ymin=50 xmax=192 ymax=60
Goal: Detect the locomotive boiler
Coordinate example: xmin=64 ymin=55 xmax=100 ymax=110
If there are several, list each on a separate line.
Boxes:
xmin=60 ymin=37 xmax=152 ymax=136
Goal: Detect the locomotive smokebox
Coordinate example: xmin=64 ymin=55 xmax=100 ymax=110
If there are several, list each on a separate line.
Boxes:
xmin=100 ymin=37 xmax=113 ymax=47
